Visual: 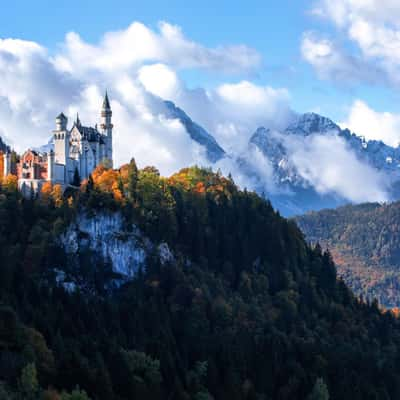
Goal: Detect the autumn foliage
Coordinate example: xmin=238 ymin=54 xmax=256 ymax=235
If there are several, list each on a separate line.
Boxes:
xmin=2 ymin=173 xmax=18 ymax=191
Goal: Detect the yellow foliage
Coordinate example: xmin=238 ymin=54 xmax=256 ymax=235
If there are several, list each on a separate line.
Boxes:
xmin=2 ymin=174 xmax=18 ymax=191
xmin=52 ymin=184 xmax=64 ymax=207
xmin=90 ymin=164 xmax=125 ymax=202
xmin=41 ymin=181 xmax=53 ymax=204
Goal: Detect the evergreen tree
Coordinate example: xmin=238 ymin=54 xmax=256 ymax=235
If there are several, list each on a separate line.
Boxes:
xmin=307 ymin=378 xmax=329 ymax=400
xmin=127 ymin=158 xmax=138 ymax=199
xmin=86 ymin=174 xmax=94 ymax=193
xmin=61 ymin=387 xmax=91 ymax=400
xmin=19 ymin=363 xmax=39 ymax=400
xmin=72 ymin=168 xmax=81 ymax=187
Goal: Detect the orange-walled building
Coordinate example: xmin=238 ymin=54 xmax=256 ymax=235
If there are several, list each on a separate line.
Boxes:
xmin=17 ymin=150 xmax=49 ymax=180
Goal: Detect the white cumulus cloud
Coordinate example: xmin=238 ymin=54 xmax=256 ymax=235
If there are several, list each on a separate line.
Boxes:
xmin=308 ymin=0 xmax=400 ymax=86
xmin=341 ymin=100 xmax=400 ymax=147
xmin=0 ymin=21 xmax=289 ymax=179
xmin=55 ymin=21 xmax=261 ymax=77
xmin=301 ymin=32 xmax=383 ymax=84
xmin=283 ymin=132 xmax=389 ymax=203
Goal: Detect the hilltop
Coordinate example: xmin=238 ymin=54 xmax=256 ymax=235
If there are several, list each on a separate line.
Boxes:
xmin=1 ymin=163 xmax=400 ymax=398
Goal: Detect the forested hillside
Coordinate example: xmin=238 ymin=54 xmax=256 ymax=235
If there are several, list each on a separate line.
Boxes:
xmin=1 ymin=164 xmax=400 ymax=399
xmin=296 ymin=202 xmax=400 ymax=308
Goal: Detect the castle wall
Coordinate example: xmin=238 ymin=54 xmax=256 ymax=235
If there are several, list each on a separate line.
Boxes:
xmin=52 ymin=163 xmax=65 ymax=183
xmin=18 ymin=179 xmax=45 ymax=197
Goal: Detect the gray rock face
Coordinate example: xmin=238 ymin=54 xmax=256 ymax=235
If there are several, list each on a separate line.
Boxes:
xmin=60 ymin=212 xmax=147 ymax=277
xmin=163 ymin=100 xmax=225 ymax=162
xmin=57 ymin=212 xmax=176 ymax=291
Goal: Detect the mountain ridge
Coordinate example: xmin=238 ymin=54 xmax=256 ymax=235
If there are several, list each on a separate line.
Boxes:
xmin=296 ymin=201 xmax=400 ymax=307
xmin=3 ymin=104 xmax=400 ymax=216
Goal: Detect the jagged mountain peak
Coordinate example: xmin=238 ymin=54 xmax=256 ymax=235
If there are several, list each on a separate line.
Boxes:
xmin=285 ymin=112 xmax=340 ymax=136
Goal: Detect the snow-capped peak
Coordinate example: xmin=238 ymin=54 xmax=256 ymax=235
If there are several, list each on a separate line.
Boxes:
xmin=285 ymin=112 xmax=340 ymax=136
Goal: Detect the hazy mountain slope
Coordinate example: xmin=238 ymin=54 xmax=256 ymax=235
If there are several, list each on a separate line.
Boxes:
xmin=245 ymin=112 xmax=400 ymax=215
xmin=296 ymin=202 xmax=400 ymax=307
xmin=25 ymin=104 xmax=400 ymax=216
xmin=163 ymin=100 xmax=225 ymax=162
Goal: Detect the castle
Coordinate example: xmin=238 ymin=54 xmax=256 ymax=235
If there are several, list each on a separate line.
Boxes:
xmin=3 ymin=93 xmax=113 ymax=194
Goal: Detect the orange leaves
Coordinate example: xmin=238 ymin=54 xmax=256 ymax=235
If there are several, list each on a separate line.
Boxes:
xmin=79 ymin=164 xmax=236 ymax=208
xmin=90 ymin=164 xmax=125 ymax=202
xmin=2 ymin=174 xmax=18 ymax=191
xmin=168 ymin=166 xmax=236 ymax=202
xmin=41 ymin=181 xmax=53 ymax=203
xmin=52 ymin=184 xmax=63 ymax=207
xmin=40 ymin=182 xmax=63 ymax=207
xmin=195 ymin=182 xmax=206 ymax=194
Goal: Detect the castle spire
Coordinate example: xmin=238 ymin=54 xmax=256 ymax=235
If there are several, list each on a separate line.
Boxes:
xmin=100 ymin=91 xmax=113 ymax=168
xmin=76 ymin=112 xmax=81 ymax=126
xmin=102 ymin=91 xmax=111 ymax=110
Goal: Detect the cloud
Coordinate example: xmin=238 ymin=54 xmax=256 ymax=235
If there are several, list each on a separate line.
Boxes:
xmin=340 ymin=100 xmax=400 ymax=147
xmin=308 ymin=0 xmax=400 ymax=86
xmin=313 ymin=0 xmax=400 ymax=27
xmin=301 ymin=32 xmax=384 ymax=85
xmin=0 ymin=19 xmax=392 ymax=208
xmin=0 ymin=21 xmax=293 ymax=183
xmin=138 ymin=63 xmax=181 ymax=100
xmin=282 ymin=131 xmax=389 ymax=202
xmin=55 ymin=21 xmax=261 ymax=77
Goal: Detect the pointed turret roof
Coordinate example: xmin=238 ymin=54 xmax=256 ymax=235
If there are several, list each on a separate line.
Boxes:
xmin=102 ymin=91 xmax=111 ymax=109
xmin=56 ymin=112 xmax=67 ymax=120
xmin=76 ymin=112 xmax=81 ymax=126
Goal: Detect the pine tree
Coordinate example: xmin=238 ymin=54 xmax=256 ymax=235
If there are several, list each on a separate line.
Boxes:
xmin=19 ymin=363 xmax=39 ymax=400
xmin=307 ymin=378 xmax=329 ymax=400
xmin=127 ymin=158 xmax=138 ymax=200
xmin=61 ymin=387 xmax=91 ymax=400
xmin=72 ymin=168 xmax=81 ymax=187
xmin=86 ymin=174 xmax=94 ymax=193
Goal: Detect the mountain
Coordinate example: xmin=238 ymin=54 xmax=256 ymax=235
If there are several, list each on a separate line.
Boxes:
xmin=163 ymin=100 xmax=225 ymax=162
xmin=3 ymin=164 xmax=400 ymax=398
xmin=244 ymin=112 xmax=400 ymax=215
xmin=33 ymin=103 xmax=400 ymax=216
xmin=296 ymin=201 xmax=400 ymax=308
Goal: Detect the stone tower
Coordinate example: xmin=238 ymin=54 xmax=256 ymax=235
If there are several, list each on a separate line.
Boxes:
xmin=54 ymin=113 xmax=70 ymax=166
xmin=3 ymin=151 xmax=11 ymax=176
xmin=100 ymin=92 xmax=113 ymax=167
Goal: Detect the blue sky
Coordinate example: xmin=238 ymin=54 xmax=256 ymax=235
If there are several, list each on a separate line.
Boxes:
xmin=2 ymin=0 xmax=398 ymax=124
xmin=2 ymin=0 xmax=400 ymax=169
xmin=2 ymin=0 xmax=400 ymax=204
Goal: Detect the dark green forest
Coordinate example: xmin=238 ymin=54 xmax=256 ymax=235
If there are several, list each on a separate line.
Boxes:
xmin=1 ymin=163 xmax=400 ymax=399
xmin=296 ymin=202 xmax=400 ymax=308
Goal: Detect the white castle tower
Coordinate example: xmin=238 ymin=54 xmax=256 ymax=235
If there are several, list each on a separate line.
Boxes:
xmin=100 ymin=92 xmax=113 ymax=167
xmin=54 ymin=113 xmax=69 ymax=166
xmin=15 ymin=93 xmax=114 ymax=194
xmin=3 ymin=151 xmax=11 ymax=176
